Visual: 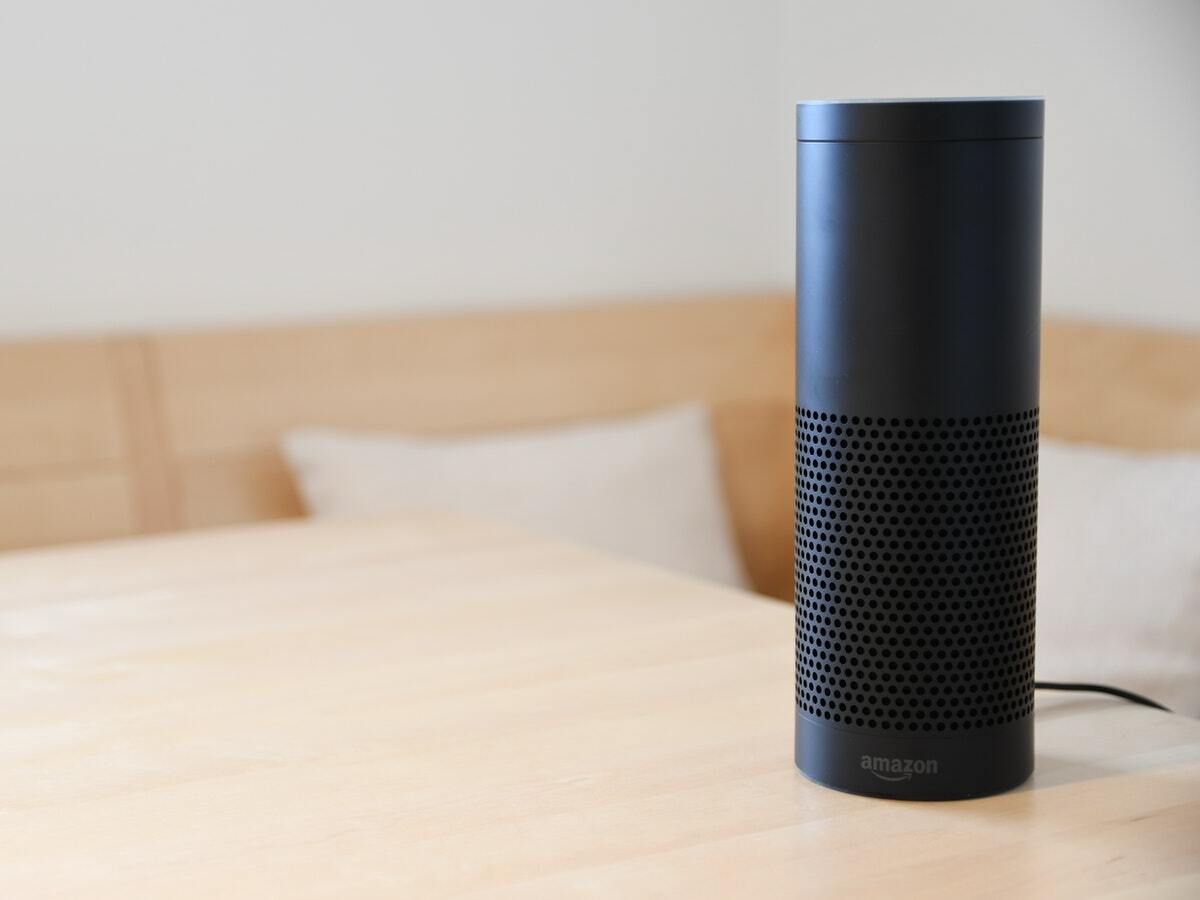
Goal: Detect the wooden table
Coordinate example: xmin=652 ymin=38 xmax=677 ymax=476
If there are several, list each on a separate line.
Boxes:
xmin=1 ymin=515 xmax=1197 ymax=898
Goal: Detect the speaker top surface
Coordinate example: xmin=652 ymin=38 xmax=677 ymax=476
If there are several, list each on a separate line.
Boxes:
xmin=796 ymin=97 xmax=1044 ymax=143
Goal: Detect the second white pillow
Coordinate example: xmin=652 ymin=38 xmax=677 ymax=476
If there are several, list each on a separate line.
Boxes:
xmin=282 ymin=403 xmax=747 ymax=588
xmin=1038 ymin=438 xmax=1200 ymax=716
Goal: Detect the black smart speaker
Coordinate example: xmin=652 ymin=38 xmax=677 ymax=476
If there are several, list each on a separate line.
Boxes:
xmin=794 ymin=97 xmax=1043 ymax=800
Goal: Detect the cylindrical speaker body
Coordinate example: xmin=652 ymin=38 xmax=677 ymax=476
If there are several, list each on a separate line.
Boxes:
xmin=794 ymin=98 xmax=1043 ymax=800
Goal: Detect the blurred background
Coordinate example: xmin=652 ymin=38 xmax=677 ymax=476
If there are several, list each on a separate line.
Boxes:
xmin=2 ymin=0 xmax=1198 ymax=336
xmin=1 ymin=1 xmax=1198 ymax=714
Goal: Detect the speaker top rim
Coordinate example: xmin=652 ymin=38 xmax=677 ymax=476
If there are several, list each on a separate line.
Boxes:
xmin=796 ymin=96 xmax=1044 ymax=143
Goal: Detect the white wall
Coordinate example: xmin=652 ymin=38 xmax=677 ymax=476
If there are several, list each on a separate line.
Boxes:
xmin=1 ymin=1 xmax=1198 ymax=337
xmin=0 ymin=1 xmax=780 ymax=336
xmin=776 ymin=0 xmax=1200 ymax=330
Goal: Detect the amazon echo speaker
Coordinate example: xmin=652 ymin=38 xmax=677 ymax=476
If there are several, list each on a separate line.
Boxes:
xmin=794 ymin=97 xmax=1043 ymax=800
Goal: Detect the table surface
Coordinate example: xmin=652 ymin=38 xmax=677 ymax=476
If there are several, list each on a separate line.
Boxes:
xmin=1 ymin=514 xmax=1197 ymax=898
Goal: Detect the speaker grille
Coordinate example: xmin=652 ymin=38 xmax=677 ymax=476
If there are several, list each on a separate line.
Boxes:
xmin=794 ymin=408 xmax=1038 ymax=734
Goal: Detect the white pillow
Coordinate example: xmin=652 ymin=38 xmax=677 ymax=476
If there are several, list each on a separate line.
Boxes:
xmin=282 ymin=404 xmax=747 ymax=588
xmin=1038 ymin=438 xmax=1200 ymax=716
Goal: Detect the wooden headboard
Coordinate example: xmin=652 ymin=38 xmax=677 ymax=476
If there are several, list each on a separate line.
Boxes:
xmin=4 ymin=294 xmax=1198 ymax=600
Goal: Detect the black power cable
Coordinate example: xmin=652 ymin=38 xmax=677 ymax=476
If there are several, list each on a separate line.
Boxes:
xmin=1035 ymin=680 xmax=1172 ymax=712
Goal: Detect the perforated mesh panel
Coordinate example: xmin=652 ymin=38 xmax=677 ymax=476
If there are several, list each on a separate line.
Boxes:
xmin=794 ymin=408 xmax=1038 ymax=734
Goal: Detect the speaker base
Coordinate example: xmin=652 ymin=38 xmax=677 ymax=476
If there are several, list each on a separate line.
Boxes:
xmin=794 ymin=709 xmax=1033 ymax=801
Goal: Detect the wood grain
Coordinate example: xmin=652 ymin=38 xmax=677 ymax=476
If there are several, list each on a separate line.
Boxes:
xmin=0 ymin=514 xmax=1196 ymax=898
xmin=1041 ymin=319 xmax=1200 ymax=449
xmin=150 ymin=295 xmax=793 ymax=456
xmin=0 ymin=338 xmax=127 ymax=470
xmin=150 ymin=294 xmax=796 ymax=594
xmin=175 ymin=454 xmax=304 ymax=527
xmin=107 ymin=337 xmax=177 ymax=533
xmin=0 ymin=469 xmax=135 ymax=548
xmin=1 ymin=299 xmax=1198 ymax=602
xmin=0 ymin=338 xmax=139 ymax=546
